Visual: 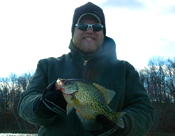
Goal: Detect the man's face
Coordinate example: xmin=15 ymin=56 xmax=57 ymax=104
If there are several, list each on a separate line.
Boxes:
xmin=72 ymin=17 xmax=104 ymax=54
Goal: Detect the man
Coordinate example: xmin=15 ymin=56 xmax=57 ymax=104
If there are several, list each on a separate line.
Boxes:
xmin=18 ymin=2 xmax=154 ymax=136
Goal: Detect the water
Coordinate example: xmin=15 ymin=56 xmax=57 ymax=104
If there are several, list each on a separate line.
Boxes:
xmin=0 ymin=134 xmax=37 ymax=136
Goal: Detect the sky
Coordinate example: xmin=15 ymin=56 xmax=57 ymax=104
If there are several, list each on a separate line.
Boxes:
xmin=0 ymin=0 xmax=175 ymax=77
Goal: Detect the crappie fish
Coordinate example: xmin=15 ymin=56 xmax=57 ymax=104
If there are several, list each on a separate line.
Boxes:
xmin=55 ymin=79 xmax=125 ymax=131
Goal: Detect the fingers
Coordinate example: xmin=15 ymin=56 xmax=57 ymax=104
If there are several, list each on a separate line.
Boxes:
xmin=96 ymin=114 xmax=111 ymax=124
xmin=96 ymin=114 xmax=116 ymax=130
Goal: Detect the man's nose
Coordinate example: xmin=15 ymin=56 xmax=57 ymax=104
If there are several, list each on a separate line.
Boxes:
xmin=86 ymin=26 xmax=93 ymax=32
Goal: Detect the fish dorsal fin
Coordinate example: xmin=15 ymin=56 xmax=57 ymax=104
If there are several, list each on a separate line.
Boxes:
xmin=93 ymin=83 xmax=116 ymax=104
xmin=67 ymin=104 xmax=74 ymax=115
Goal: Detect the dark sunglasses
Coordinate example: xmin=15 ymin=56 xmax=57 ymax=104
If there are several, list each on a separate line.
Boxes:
xmin=75 ymin=23 xmax=103 ymax=32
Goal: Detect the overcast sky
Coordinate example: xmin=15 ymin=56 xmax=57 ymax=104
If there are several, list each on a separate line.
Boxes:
xmin=0 ymin=0 xmax=175 ymax=77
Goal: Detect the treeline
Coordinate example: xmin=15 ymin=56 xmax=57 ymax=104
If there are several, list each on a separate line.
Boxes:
xmin=0 ymin=71 xmax=39 ymax=133
xmin=138 ymin=57 xmax=175 ymax=134
xmin=0 ymin=57 xmax=175 ymax=134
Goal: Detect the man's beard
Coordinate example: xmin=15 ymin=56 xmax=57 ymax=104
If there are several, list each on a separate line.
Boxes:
xmin=73 ymin=36 xmax=103 ymax=54
xmin=76 ymin=43 xmax=100 ymax=54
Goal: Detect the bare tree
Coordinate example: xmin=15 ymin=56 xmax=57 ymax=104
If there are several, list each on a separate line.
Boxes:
xmin=166 ymin=58 xmax=175 ymax=102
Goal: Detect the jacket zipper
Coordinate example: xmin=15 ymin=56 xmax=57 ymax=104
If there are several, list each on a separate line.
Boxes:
xmin=83 ymin=60 xmax=88 ymax=80
xmin=83 ymin=58 xmax=93 ymax=80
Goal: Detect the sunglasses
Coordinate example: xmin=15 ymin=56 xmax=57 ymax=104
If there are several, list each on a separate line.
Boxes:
xmin=75 ymin=23 xmax=103 ymax=32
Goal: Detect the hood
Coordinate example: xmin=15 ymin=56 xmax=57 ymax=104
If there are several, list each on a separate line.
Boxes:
xmin=69 ymin=36 xmax=117 ymax=60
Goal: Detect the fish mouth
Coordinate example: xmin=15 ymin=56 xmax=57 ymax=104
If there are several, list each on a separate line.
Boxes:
xmin=55 ymin=79 xmax=77 ymax=95
xmin=55 ymin=79 xmax=64 ymax=90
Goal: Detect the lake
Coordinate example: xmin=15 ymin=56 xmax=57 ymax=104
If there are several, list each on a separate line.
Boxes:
xmin=0 ymin=134 xmax=37 ymax=136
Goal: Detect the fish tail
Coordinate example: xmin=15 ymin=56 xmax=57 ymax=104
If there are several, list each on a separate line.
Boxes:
xmin=114 ymin=112 xmax=126 ymax=128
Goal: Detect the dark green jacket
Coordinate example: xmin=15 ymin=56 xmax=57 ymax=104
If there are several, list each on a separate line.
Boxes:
xmin=18 ymin=36 xmax=154 ymax=136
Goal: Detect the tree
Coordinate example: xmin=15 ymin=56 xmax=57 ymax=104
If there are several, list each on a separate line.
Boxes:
xmin=0 ymin=71 xmax=38 ymax=132
xmin=138 ymin=56 xmax=175 ymax=133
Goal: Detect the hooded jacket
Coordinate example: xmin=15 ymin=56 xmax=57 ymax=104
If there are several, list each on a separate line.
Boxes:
xmin=18 ymin=36 xmax=154 ymax=136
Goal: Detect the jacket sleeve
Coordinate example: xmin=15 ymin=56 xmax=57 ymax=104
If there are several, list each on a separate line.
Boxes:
xmin=120 ymin=62 xmax=154 ymax=136
xmin=18 ymin=59 xmax=57 ymax=126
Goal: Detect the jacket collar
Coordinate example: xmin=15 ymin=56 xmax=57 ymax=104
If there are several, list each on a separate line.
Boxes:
xmin=69 ymin=36 xmax=117 ymax=61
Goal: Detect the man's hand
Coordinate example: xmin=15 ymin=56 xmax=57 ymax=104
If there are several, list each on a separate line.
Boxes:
xmin=33 ymin=81 xmax=67 ymax=118
xmin=89 ymin=114 xmax=125 ymax=136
